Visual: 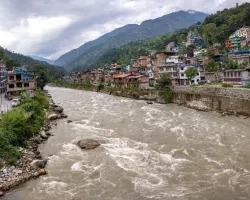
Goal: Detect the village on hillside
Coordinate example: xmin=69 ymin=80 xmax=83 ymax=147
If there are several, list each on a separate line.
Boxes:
xmin=64 ymin=26 xmax=250 ymax=89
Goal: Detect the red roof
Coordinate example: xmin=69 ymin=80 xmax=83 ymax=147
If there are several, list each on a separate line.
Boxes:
xmin=113 ymin=74 xmax=130 ymax=78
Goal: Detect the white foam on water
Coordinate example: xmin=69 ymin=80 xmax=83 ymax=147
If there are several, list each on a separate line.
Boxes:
xmin=60 ymin=143 xmax=84 ymax=159
xmin=102 ymin=137 xmax=190 ymax=198
xmin=71 ymin=122 xmax=115 ymax=137
xmin=170 ymin=126 xmax=185 ymax=139
xmin=204 ymin=156 xmax=223 ymax=167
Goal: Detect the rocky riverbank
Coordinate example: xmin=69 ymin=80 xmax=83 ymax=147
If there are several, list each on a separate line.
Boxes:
xmin=0 ymin=91 xmax=67 ymax=197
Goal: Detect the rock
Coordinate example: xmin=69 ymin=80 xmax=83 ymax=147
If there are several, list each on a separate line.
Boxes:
xmin=61 ymin=114 xmax=68 ymax=118
xmin=67 ymin=120 xmax=73 ymax=123
xmin=37 ymin=169 xmax=47 ymax=176
xmin=53 ymin=106 xmax=64 ymax=113
xmin=156 ymin=97 xmax=166 ymax=104
xmin=45 ymin=132 xmax=52 ymax=136
xmin=48 ymin=114 xmax=59 ymax=121
xmin=30 ymin=159 xmax=48 ymax=169
xmin=17 ymin=170 xmax=23 ymax=174
xmin=40 ymin=131 xmax=48 ymax=139
xmin=77 ymin=139 xmax=100 ymax=150
xmin=0 ymin=191 xmax=4 ymax=197
xmin=146 ymin=101 xmax=153 ymax=104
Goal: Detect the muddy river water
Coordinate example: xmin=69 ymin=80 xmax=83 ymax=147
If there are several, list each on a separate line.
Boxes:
xmin=3 ymin=86 xmax=250 ymax=200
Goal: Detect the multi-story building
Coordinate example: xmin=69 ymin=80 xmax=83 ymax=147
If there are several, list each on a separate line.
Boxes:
xmin=6 ymin=68 xmax=36 ymax=96
xmin=0 ymin=61 xmax=6 ymax=94
xmin=228 ymin=26 xmax=250 ymax=50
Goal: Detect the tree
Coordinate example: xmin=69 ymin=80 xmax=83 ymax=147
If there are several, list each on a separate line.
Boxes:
xmin=0 ymin=47 xmax=4 ymax=59
xmin=185 ymin=67 xmax=198 ymax=82
xmin=224 ymin=59 xmax=239 ymax=70
xmin=240 ymin=59 xmax=249 ymax=69
xmin=155 ymin=73 xmax=172 ymax=90
xmin=205 ymin=59 xmax=219 ymax=72
xmin=202 ymin=23 xmax=217 ymax=46
xmin=34 ymin=64 xmax=49 ymax=90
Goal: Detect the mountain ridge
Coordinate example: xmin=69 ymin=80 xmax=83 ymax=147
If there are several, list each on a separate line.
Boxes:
xmin=55 ymin=10 xmax=208 ymax=71
xmin=29 ymin=55 xmax=54 ymax=65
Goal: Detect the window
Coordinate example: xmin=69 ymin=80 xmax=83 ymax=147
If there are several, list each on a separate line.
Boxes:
xmin=16 ymin=83 xmax=22 ymax=88
xmin=9 ymin=76 xmax=14 ymax=80
xmin=9 ymin=84 xmax=14 ymax=88
xmin=181 ymin=73 xmax=184 ymax=77
xmin=196 ymin=73 xmax=199 ymax=76
xmin=16 ymin=74 xmax=21 ymax=81
xmin=181 ymin=67 xmax=184 ymax=70
xmin=197 ymin=79 xmax=200 ymax=82
xmin=24 ymin=83 xmax=30 ymax=87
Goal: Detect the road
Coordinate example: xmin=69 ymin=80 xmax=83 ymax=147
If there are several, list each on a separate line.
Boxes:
xmin=0 ymin=93 xmax=12 ymax=113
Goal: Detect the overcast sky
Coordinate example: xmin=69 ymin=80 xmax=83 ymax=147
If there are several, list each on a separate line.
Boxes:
xmin=0 ymin=0 xmax=248 ymax=60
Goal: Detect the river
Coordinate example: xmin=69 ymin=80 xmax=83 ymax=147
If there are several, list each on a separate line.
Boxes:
xmin=2 ymin=86 xmax=250 ymax=200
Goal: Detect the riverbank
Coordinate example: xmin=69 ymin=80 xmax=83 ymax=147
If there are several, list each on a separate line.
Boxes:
xmin=0 ymin=91 xmax=68 ymax=197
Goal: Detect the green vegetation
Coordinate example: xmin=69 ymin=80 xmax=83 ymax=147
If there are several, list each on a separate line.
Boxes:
xmin=0 ymin=91 xmax=49 ymax=165
xmin=155 ymin=73 xmax=173 ymax=103
xmin=205 ymin=59 xmax=220 ymax=72
xmin=185 ymin=67 xmax=198 ymax=83
xmin=54 ymin=11 xmax=208 ymax=71
xmin=0 ymin=46 xmax=65 ymax=82
xmin=222 ymin=83 xmax=233 ymax=87
xmin=93 ymin=3 xmax=250 ymax=68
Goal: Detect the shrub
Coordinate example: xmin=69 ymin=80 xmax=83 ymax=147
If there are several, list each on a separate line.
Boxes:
xmin=0 ymin=91 xmax=48 ymax=166
xmin=222 ymin=83 xmax=233 ymax=87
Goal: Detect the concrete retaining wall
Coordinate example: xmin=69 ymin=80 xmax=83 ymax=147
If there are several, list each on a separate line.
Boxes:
xmin=173 ymin=86 xmax=250 ymax=116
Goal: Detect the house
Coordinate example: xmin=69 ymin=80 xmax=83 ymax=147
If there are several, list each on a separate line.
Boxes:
xmin=228 ymin=50 xmax=250 ymax=64
xmin=6 ymin=68 xmax=36 ymax=96
xmin=127 ymin=75 xmax=149 ymax=88
xmin=227 ymin=26 xmax=250 ymax=50
xmin=112 ymin=74 xmax=130 ymax=88
xmin=223 ymin=69 xmax=250 ymax=85
xmin=153 ymin=52 xmax=167 ymax=79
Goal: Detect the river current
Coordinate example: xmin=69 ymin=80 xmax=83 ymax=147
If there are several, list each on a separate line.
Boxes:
xmin=3 ymin=86 xmax=250 ymax=200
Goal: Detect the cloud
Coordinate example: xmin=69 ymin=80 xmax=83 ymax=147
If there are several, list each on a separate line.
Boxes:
xmin=0 ymin=0 xmax=249 ymax=60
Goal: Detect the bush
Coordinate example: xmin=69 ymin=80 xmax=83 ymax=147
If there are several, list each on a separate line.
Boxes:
xmin=0 ymin=91 xmax=48 ymax=166
xmin=159 ymin=87 xmax=173 ymax=103
xmin=222 ymin=83 xmax=233 ymax=87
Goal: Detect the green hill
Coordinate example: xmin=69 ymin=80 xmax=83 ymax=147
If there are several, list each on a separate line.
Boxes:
xmin=55 ymin=10 xmax=208 ymax=71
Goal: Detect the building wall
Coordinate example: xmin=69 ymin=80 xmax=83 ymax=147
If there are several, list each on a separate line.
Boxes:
xmin=154 ymin=53 xmax=167 ymax=79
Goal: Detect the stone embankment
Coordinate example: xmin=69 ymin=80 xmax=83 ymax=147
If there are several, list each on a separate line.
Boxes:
xmin=0 ymin=91 xmax=67 ymax=197
xmin=172 ymin=86 xmax=250 ymax=116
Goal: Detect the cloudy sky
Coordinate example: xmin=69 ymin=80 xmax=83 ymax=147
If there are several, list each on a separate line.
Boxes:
xmin=0 ymin=0 xmax=248 ymax=60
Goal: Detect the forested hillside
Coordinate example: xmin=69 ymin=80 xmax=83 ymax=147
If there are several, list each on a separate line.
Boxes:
xmin=55 ymin=10 xmax=208 ymax=71
xmin=92 ymin=2 xmax=250 ymax=68
xmin=0 ymin=47 xmax=65 ymax=81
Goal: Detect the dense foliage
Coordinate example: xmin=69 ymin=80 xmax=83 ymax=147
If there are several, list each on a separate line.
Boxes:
xmin=93 ymin=3 xmax=250 ymax=68
xmin=155 ymin=73 xmax=173 ymax=103
xmin=0 ymin=91 xmax=49 ymax=165
xmin=0 ymin=46 xmax=66 ymax=82
xmin=185 ymin=67 xmax=198 ymax=81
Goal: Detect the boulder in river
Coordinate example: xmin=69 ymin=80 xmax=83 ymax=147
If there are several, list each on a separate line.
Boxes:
xmin=77 ymin=139 xmax=100 ymax=150
xmin=30 ymin=159 xmax=48 ymax=169
xmin=0 ymin=191 xmax=4 ymax=197
xmin=48 ymin=114 xmax=60 ymax=121
xmin=37 ymin=169 xmax=47 ymax=176
xmin=67 ymin=120 xmax=73 ymax=123
xmin=53 ymin=106 xmax=64 ymax=113
xmin=60 ymin=113 xmax=68 ymax=118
